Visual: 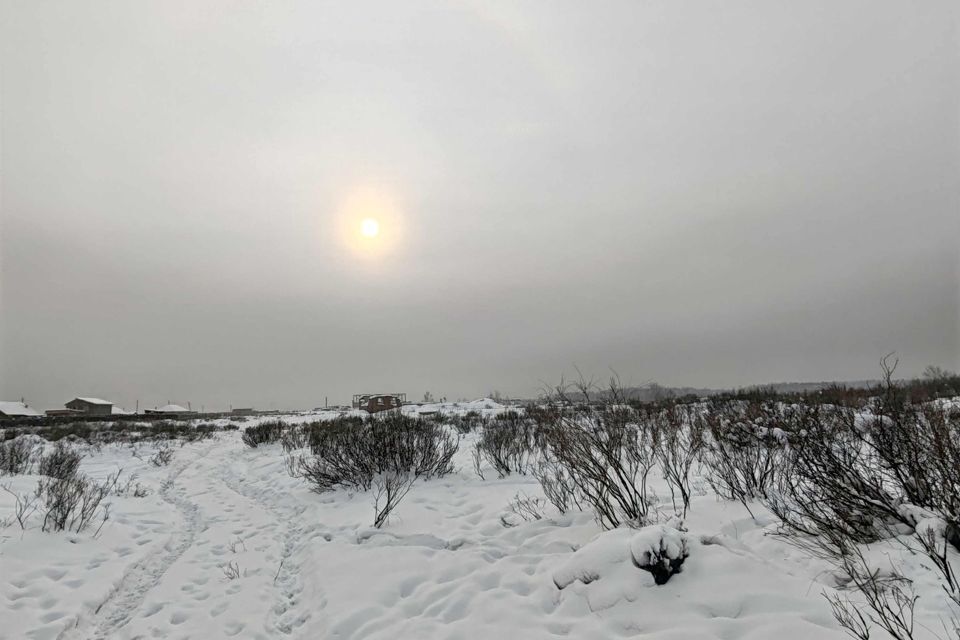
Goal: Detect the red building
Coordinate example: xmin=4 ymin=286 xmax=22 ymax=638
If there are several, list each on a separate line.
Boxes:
xmin=352 ymin=393 xmax=406 ymax=414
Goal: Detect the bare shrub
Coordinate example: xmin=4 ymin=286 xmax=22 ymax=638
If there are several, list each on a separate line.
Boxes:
xmin=1 ymin=484 xmax=40 ymax=530
xmin=221 ymin=560 xmax=241 ymax=580
xmin=766 ymin=405 xmax=905 ymax=557
xmin=700 ymin=400 xmax=791 ymax=516
xmin=0 ymin=437 xmax=40 ymax=475
xmin=473 ymin=411 xmax=540 ymax=477
xmin=38 ymin=442 xmax=83 ymax=479
xmin=294 ymin=414 xmax=457 ymax=528
xmin=280 ymin=424 xmax=309 ymax=452
xmin=446 ymin=410 xmax=489 ymax=435
xmin=372 ymin=472 xmax=416 ymax=528
xmin=533 ymin=456 xmax=583 ymax=514
xmin=825 ymin=548 xmax=919 ymax=640
xmin=538 ymin=406 xmax=659 ymax=529
xmin=114 ymin=472 xmax=148 ymax=498
xmin=297 ymin=413 xmax=458 ymax=493
xmin=38 ymin=470 xmax=119 ymax=533
xmin=242 ymin=421 xmax=285 ymax=448
xmin=150 ymin=444 xmax=174 ymax=467
xmin=653 ymin=405 xmax=705 ymax=517
xmin=765 ymin=357 xmax=960 ymax=638
xmin=505 ymin=491 xmax=548 ymax=523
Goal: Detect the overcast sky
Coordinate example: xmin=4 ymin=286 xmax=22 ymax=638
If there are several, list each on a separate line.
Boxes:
xmin=1 ymin=1 xmax=958 ymax=411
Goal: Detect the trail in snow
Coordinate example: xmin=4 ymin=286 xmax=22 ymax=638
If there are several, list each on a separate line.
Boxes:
xmin=217 ymin=454 xmax=326 ymax=636
xmin=57 ymin=449 xmax=209 ymax=640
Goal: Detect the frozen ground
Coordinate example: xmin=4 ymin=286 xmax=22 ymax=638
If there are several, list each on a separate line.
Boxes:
xmin=0 ymin=401 xmax=949 ymax=639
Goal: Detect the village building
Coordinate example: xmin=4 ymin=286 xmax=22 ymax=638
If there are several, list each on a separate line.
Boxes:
xmin=65 ymin=397 xmax=114 ymax=416
xmin=0 ymin=401 xmax=43 ymax=418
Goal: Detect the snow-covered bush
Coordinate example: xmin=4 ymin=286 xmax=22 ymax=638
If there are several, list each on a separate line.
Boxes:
xmin=768 ymin=394 xmax=960 ymax=556
xmin=150 ymin=444 xmax=174 ymax=466
xmin=553 ymin=523 xmax=689 ymax=590
xmin=629 ymin=524 xmax=690 ymax=585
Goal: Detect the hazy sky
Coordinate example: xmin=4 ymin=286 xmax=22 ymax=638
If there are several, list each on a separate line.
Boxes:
xmin=2 ymin=1 xmax=958 ymax=411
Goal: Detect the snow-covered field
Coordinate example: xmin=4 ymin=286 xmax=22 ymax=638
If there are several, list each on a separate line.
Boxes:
xmin=0 ymin=401 xmax=950 ymax=639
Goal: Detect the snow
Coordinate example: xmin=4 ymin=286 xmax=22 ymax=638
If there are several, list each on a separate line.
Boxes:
xmin=151 ymin=404 xmax=190 ymax=413
xmin=0 ymin=401 xmax=951 ymax=639
xmin=0 ymin=401 xmax=42 ymax=417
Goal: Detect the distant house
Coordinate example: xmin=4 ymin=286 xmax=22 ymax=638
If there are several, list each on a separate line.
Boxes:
xmin=65 ymin=397 xmax=114 ymax=416
xmin=231 ymin=408 xmax=255 ymax=416
xmin=145 ymin=404 xmax=197 ymax=418
xmin=352 ymin=393 xmax=406 ymax=414
xmin=0 ymin=401 xmax=43 ymax=418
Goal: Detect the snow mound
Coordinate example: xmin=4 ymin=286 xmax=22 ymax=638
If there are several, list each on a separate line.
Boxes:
xmin=630 ymin=524 xmax=690 ymax=584
xmin=554 ymin=523 xmax=689 ymax=591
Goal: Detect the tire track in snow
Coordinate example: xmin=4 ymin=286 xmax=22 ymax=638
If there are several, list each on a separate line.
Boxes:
xmin=57 ymin=447 xmax=212 ymax=640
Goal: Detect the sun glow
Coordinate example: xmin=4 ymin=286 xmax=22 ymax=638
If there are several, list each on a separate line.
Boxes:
xmin=360 ymin=218 xmax=380 ymax=238
xmin=334 ymin=189 xmax=403 ymax=259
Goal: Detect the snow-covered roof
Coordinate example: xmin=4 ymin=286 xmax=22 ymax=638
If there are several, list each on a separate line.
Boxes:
xmin=111 ymin=406 xmax=134 ymax=415
xmin=72 ymin=397 xmax=113 ymax=405
xmin=154 ymin=404 xmax=189 ymax=413
xmin=0 ymin=401 xmax=43 ymax=417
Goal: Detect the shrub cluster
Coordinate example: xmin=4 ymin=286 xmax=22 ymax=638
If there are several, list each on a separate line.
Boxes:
xmin=699 ymin=400 xmax=793 ymax=516
xmin=38 ymin=442 xmax=83 ymax=479
xmin=0 ymin=439 xmax=121 ymax=535
xmin=0 ymin=437 xmax=42 ymax=474
xmin=752 ymin=360 xmax=960 ymax=639
xmin=295 ymin=413 xmax=458 ymax=492
xmin=2 ymin=420 xmax=224 ymax=445
xmin=537 ymin=406 xmax=659 ymax=529
xmin=241 ymin=421 xmax=285 ymax=448
xmin=38 ymin=471 xmax=118 ymax=533
xmin=472 ymin=410 xmax=541 ymax=478
xmin=443 ymin=410 xmax=489 ymax=434
xmin=289 ymin=414 xmax=458 ymax=528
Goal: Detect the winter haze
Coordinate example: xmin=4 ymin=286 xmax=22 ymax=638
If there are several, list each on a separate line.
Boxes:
xmin=1 ymin=0 xmax=958 ymax=411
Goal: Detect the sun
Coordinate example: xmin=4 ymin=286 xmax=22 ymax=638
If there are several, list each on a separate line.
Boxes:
xmin=360 ymin=218 xmax=380 ymax=238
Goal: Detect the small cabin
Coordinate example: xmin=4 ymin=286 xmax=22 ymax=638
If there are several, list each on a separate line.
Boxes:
xmin=352 ymin=393 xmax=406 ymax=414
xmin=65 ymin=397 xmax=114 ymax=416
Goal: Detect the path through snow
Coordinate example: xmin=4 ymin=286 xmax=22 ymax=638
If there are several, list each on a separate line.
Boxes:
xmin=1 ymin=419 xmax=861 ymax=639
